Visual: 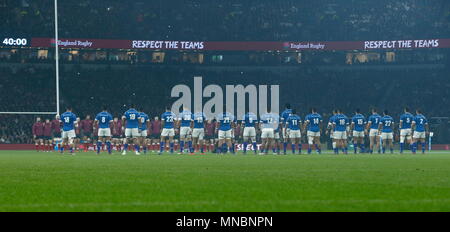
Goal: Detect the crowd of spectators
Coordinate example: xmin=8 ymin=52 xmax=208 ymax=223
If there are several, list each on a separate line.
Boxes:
xmin=0 ymin=64 xmax=449 ymax=143
xmin=1 ymin=0 xmax=449 ymax=41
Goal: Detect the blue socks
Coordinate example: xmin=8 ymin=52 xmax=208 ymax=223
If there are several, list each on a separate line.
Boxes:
xmin=180 ymin=141 xmax=185 ymax=153
xmin=97 ymin=141 xmax=102 ymax=154
xmin=160 ymin=142 xmax=165 ymax=153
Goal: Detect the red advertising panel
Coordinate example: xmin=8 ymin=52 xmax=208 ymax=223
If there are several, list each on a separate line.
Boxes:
xmin=30 ymin=37 xmax=450 ymax=51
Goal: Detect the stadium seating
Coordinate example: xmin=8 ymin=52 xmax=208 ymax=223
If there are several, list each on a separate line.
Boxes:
xmin=1 ymin=0 xmax=449 ymax=41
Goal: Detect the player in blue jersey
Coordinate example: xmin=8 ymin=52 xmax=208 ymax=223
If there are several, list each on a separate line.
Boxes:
xmin=399 ymin=107 xmax=414 ymax=153
xmin=121 ymin=104 xmax=141 ymax=155
xmin=280 ymin=103 xmax=292 ymax=154
xmin=241 ymin=112 xmax=258 ymax=154
xmin=192 ymin=112 xmax=206 ymax=154
xmin=286 ymin=109 xmax=302 ymax=154
xmin=326 ymin=110 xmax=338 ymax=153
xmin=411 ymin=109 xmax=429 ymax=154
xmin=138 ymin=109 xmax=150 ymax=154
xmin=216 ymin=109 xmax=236 ymax=154
xmin=260 ymin=111 xmax=280 ymax=155
xmin=378 ymin=110 xmax=394 ymax=154
xmin=303 ymin=108 xmax=322 ymax=154
xmin=160 ymin=106 xmax=177 ymax=154
xmin=366 ymin=108 xmax=382 ymax=154
xmin=177 ymin=108 xmax=194 ymax=154
xmin=59 ymin=107 xmax=78 ymax=154
xmin=93 ymin=106 xmax=113 ymax=154
xmin=332 ymin=110 xmax=349 ymax=154
xmin=350 ymin=109 xmax=366 ymax=154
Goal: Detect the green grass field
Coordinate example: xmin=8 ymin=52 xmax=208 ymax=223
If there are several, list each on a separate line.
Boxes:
xmin=0 ymin=150 xmax=449 ymax=212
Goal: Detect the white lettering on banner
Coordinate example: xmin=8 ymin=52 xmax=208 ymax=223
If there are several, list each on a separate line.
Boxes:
xmin=57 ymin=40 xmax=93 ymax=47
xmin=290 ymin=42 xmax=325 ymax=49
xmin=365 ymin=39 xmax=440 ymax=49
xmin=131 ymin=40 xmax=204 ymax=49
xmin=413 ymin=39 xmax=439 ymax=48
xmin=364 ymin=40 xmax=397 ymax=49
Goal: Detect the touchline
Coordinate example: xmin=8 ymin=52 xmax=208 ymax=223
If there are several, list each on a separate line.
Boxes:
xmin=171 ymin=76 xmax=279 ymax=119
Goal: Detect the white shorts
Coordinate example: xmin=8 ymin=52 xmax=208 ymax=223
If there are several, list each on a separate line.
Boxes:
xmin=381 ymin=132 xmax=393 ymax=140
xmin=413 ymin=131 xmax=426 ymax=139
xmin=369 ymin=129 xmax=379 ymax=137
xmin=333 ymin=131 xmax=347 ymax=140
xmin=261 ymin=128 xmax=274 ymax=139
xmin=125 ymin=128 xmax=140 ymax=138
xmin=180 ymin=127 xmax=192 ymax=138
xmin=400 ymin=129 xmax=412 ymax=137
xmin=218 ymin=129 xmax=232 ymax=139
xmin=243 ymin=127 xmax=256 ymax=137
xmin=161 ymin=128 xmax=175 ymax=137
xmin=289 ymin=130 xmax=301 ymax=138
xmin=98 ymin=128 xmax=111 ymax=137
xmin=62 ymin=129 xmax=76 ymax=139
xmin=192 ymin=128 xmax=204 ymax=140
xmin=139 ymin=130 xmax=147 ymax=137
xmin=353 ymin=131 xmax=365 ymax=138
xmin=307 ymin=131 xmax=320 ymax=137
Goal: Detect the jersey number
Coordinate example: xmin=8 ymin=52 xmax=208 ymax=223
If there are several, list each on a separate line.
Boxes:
xmin=101 ymin=117 xmax=106 ymax=123
xmin=130 ymin=114 xmax=136 ymax=120
xmin=64 ymin=117 xmax=70 ymax=123
xmin=313 ymin=118 xmax=319 ymax=124
xmin=385 ymin=121 xmax=392 ymax=126
xmin=357 ymin=119 xmax=363 ymax=125
xmin=339 ymin=119 xmax=345 ymax=125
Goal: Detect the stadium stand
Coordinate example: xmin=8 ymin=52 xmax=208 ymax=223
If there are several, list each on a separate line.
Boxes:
xmin=1 ymin=0 xmax=449 ymax=40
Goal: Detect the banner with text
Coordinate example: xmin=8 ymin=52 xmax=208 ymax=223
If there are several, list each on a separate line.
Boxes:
xmin=29 ymin=38 xmax=450 ymax=51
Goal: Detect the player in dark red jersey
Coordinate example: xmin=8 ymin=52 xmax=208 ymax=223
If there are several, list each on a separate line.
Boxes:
xmin=204 ymin=120 xmax=216 ymax=152
xmin=233 ymin=123 xmax=241 ymax=153
xmin=74 ymin=117 xmax=81 ymax=151
xmin=51 ymin=115 xmax=62 ymax=150
xmin=111 ymin=117 xmax=123 ymax=152
xmin=32 ymin=117 xmax=44 ymax=152
xmin=43 ymin=119 xmax=53 ymax=152
xmin=80 ymin=115 xmax=94 ymax=152
xmin=150 ymin=116 xmax=161 ymax=152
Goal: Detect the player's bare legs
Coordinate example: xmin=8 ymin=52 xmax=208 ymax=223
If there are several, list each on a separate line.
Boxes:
xmin=45 ymin=138 xmax=52 ymax=152
xmin=369 ymin=135 xmax=378 ymax=154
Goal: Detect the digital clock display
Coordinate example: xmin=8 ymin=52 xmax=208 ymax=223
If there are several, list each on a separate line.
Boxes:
xmin=2 ymin=38 xmax=29 ymax=46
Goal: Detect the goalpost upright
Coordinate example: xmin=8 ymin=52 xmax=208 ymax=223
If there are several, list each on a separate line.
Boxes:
xmin=54 ymin=0 xmax=60 ymax=115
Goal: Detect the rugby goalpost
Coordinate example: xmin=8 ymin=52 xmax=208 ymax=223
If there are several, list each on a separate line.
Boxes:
xmin=0 ymin=0 xmax=59 ymax=116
